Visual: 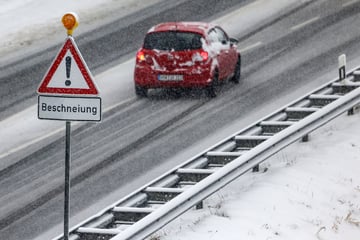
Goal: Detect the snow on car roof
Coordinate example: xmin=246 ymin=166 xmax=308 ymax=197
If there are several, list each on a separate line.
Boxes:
xmin=147 ymin=22 xmax=214 ymax=36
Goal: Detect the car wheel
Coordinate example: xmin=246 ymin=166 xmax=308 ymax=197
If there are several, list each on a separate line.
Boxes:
xmin=206 ymin=71 xmax=219 ymax=98
xmin=231 ymin=56 xmax=241 ymax=84
xmin=135 ymin=85 xmax=148 ymax=97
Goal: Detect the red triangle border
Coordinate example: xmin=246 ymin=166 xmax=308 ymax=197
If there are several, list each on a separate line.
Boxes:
xmin=37 ymin=37 xmax=99 ymax=95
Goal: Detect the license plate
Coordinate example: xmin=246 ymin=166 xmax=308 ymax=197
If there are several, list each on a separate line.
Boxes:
xmin=158 ymin=75 xmax=184 ymax=81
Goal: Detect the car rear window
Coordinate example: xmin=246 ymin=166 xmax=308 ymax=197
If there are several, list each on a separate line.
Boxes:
xmin=143 ymin=31 xmax=203 ymax=51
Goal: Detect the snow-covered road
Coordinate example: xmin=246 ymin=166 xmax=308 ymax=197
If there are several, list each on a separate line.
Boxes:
xmin=0 ymin=0 xmax=304 ymax=172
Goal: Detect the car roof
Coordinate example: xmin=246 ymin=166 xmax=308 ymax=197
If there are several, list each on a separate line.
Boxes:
xmin=147 ymin=22 xmax=215 ymax=36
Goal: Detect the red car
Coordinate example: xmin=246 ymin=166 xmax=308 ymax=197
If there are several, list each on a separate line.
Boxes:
xmin=134 ymin=22 xmax=241 ymax=97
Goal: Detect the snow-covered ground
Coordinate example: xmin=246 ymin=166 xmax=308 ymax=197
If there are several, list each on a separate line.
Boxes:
xmin=0 ymin=0 xmax=359 ymax=239
xmin=154 ymin=111 xmax=360 ymax=240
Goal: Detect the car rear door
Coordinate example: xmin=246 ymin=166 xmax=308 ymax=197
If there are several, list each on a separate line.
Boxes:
xmin=208 ymin=27 xmax=235 ymax=80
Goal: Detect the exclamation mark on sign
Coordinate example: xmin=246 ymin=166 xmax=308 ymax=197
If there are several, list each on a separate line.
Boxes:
xmin=65 ymin=56 xmax=72 ymax=86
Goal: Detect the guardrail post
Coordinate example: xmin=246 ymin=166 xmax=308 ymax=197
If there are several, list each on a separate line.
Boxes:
xmin=196 ymin=201 xmax=203 ymax=209
xmin=301 ymin=134 xmax=309 ymax=142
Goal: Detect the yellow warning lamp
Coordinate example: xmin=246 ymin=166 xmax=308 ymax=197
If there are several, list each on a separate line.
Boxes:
xmin=62 ymin=12 xmax=79 ymax=36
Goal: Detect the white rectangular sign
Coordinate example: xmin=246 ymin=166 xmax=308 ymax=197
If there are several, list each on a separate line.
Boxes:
xmin=38 ymin=95 xmax=101 ymax=121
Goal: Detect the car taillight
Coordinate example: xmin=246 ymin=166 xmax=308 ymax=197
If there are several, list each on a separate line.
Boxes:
xmin=136 ymin=50 xmax=153 ymax=64
xmin=136 ymin=50 xmax=145 ymax=62
xmin=200 ymin=50 xmax=208 ymax=61
xmin=193 ymin=50 xmax=209 ymax=62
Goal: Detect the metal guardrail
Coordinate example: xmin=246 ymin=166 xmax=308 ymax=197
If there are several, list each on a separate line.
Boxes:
xmin=53 ymin=67 xmax=360 ymax=240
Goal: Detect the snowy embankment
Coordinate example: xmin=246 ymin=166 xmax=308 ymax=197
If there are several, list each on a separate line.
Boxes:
xmin=0 ymin=0 xmax=162 ymax=62
xmin=154 ymin=111 xmax=360 ymax=240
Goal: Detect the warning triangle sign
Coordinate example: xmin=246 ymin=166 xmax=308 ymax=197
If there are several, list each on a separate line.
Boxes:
xmin=38 ymin=36 xmax=99 ymax=95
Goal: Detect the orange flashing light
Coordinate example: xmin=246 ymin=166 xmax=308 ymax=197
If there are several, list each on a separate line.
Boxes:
xmin=62 ymin=12 xmax=79 ymax=35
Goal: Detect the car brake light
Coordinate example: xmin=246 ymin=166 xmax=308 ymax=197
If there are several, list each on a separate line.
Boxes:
xmin=200 ymin=51 xmax=208 ymax=61
xmin=193 ymin=50 xmax=209 ymax=62
xmin=137 ymin=50 xmax=145 ymax=62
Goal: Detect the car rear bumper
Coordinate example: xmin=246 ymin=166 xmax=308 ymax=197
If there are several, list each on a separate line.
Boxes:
xmin=134 ymin=65 xmax=212 ymax=89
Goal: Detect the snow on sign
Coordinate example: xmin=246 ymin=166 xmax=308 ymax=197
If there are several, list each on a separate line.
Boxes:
xmin=37 ymin=36 xmax=99 ymax=95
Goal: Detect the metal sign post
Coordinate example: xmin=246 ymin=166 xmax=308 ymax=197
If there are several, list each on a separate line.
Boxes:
xmin=62 ymin=13 xmax=78 ymax=240
xmin=64 ymin=121 xmax=71 ymax=240
xmin=37 ymin=12 xmax=101 ymax=240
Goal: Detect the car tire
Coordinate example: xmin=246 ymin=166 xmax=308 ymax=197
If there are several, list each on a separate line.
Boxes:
xmin=135 ymin=85 xmax=148 ymax=97
xmin=206 ymin=71 xmax=219 ymax=98
xmin=231 ymin=56 xmax=241 ymax=84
